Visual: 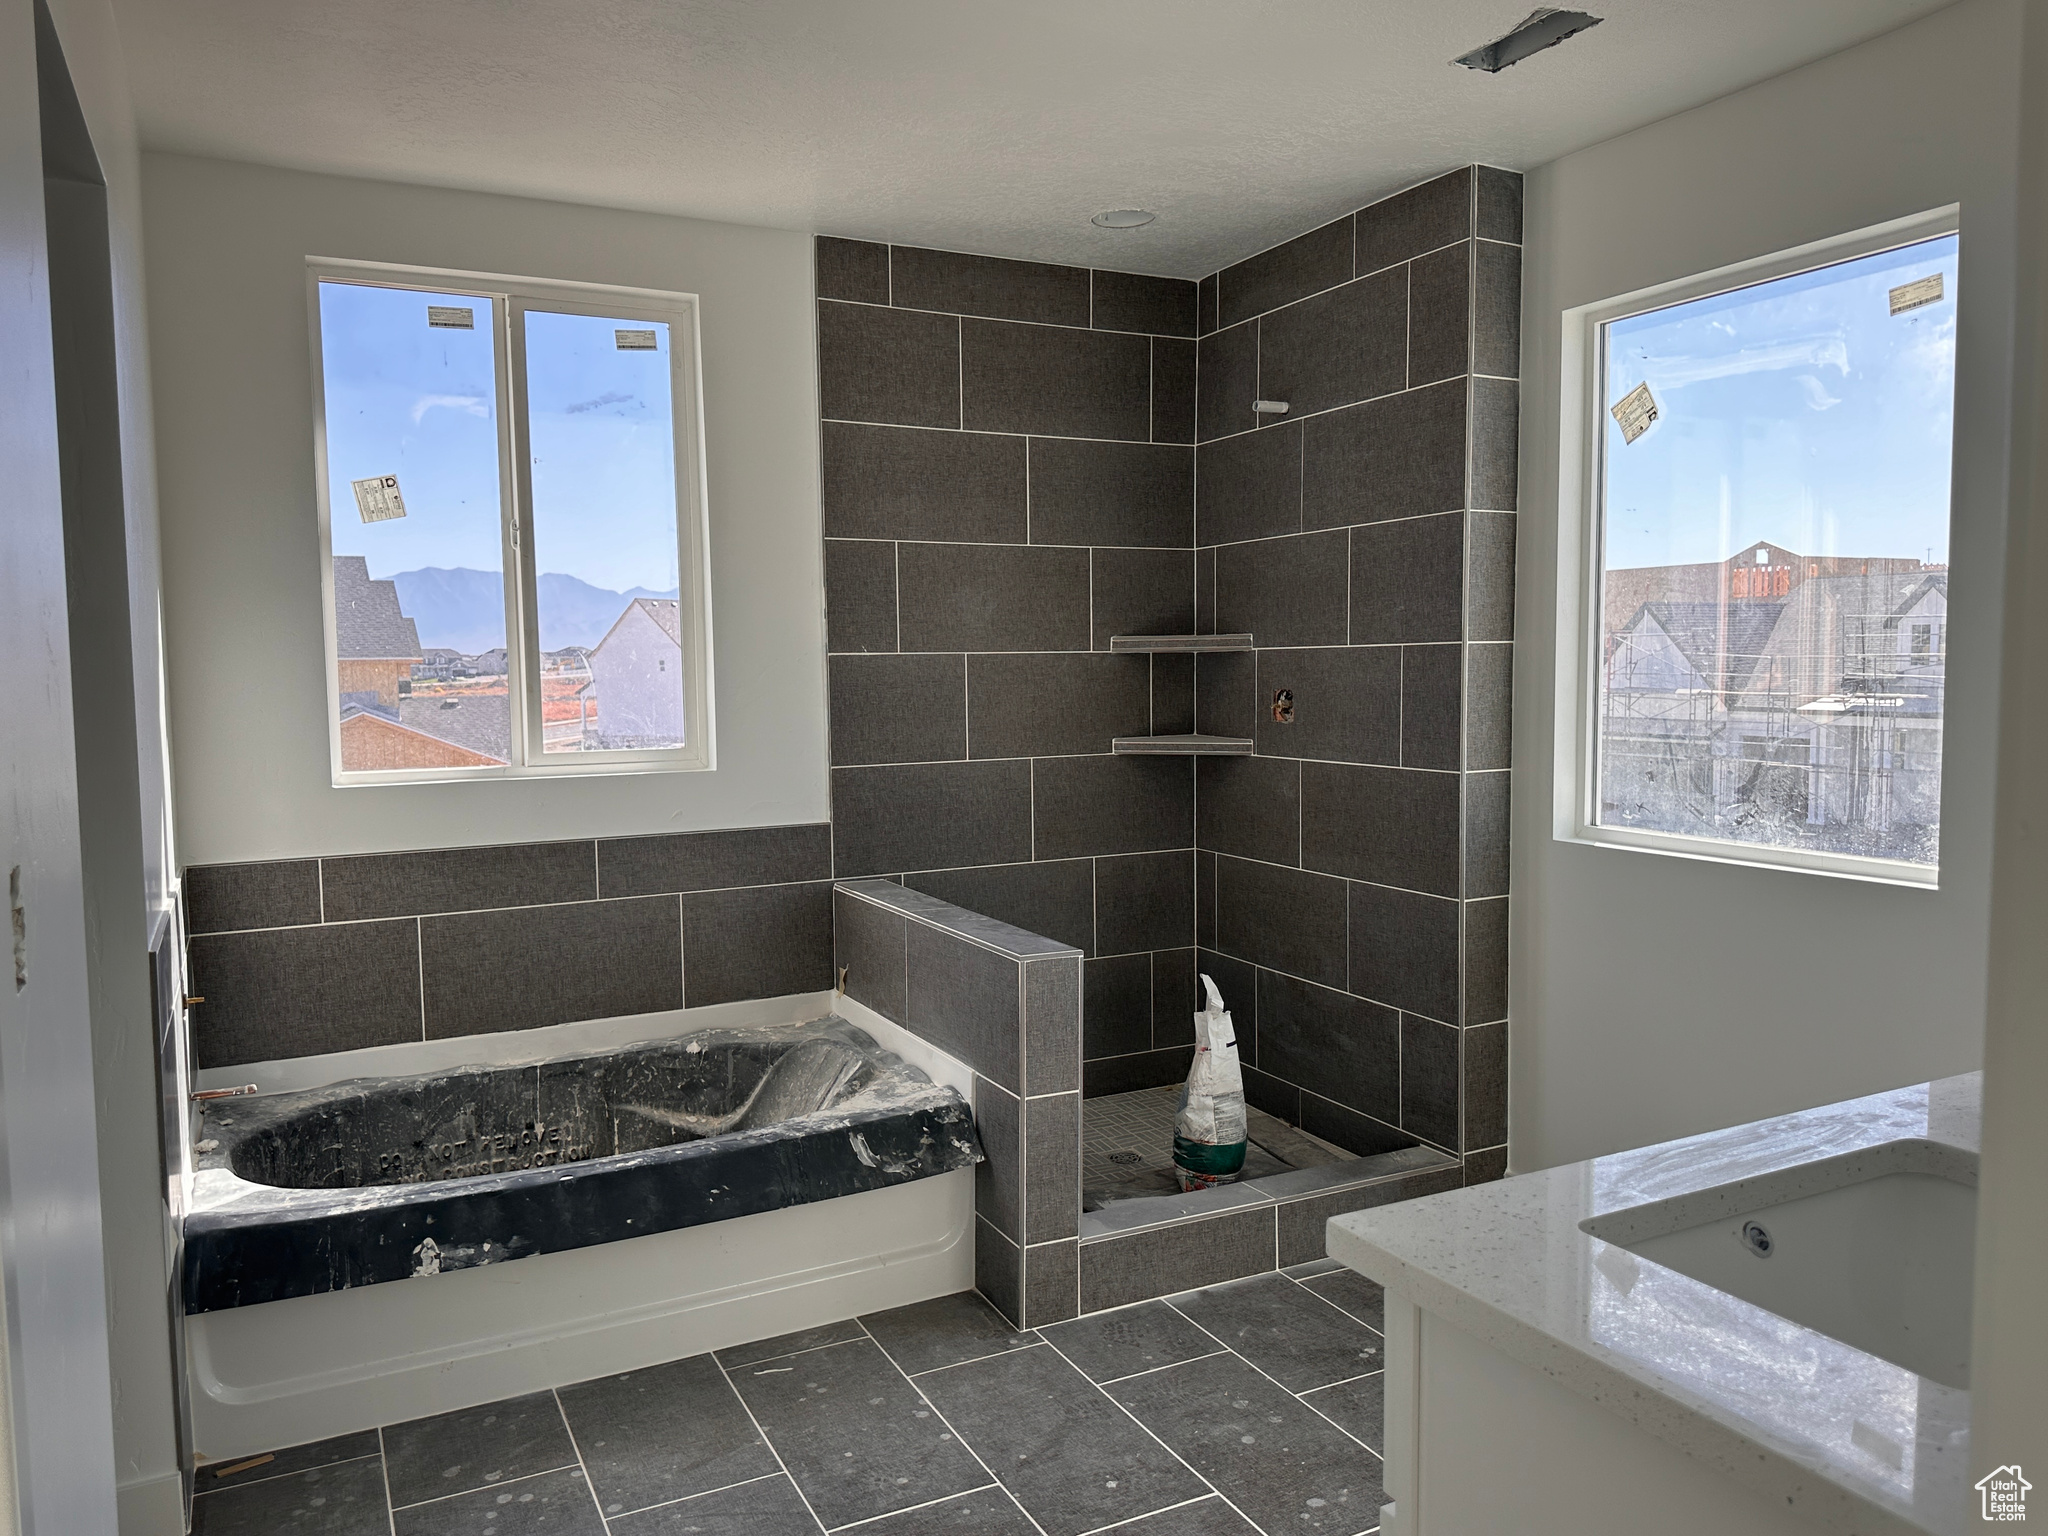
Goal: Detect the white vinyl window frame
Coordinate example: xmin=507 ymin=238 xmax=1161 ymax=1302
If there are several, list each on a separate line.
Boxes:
xmin=307 ymin=257 xmax=715 ymax=785
xmin=1553 ymin=205 xmax=1958 ymax=889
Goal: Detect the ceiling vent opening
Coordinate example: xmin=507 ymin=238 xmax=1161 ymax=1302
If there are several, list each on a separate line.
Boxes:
xmin=1454 ymin=8 xmax=1602 ymax=73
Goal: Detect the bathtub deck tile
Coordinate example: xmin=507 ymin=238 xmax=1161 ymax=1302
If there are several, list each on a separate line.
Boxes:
xmin=390 ymin=1466 xmax=605 ymax=1534
xmin=189 ymin=1455 xmax=391 ymax=1535
xmin=725 ymin=1338 xmax=988 ymax=1529
xmin=381 ymin=1389 xmax=580 ymax=1508
xmin=556 ymin=1356 xmax=779 ymax=1517
xmin=604 ymin=1472 xmax=824 ymax=1533
xmin=859 ymin=1290 xmax=1038 ymax=1376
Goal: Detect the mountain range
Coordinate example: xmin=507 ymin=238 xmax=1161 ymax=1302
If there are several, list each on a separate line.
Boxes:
xmin=388 ymin=567 xmax=679 ymax=653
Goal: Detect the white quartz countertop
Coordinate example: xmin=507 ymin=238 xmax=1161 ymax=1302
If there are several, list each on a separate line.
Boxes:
xmin=1327 ymin=1074 xmax=1981 ymax=1536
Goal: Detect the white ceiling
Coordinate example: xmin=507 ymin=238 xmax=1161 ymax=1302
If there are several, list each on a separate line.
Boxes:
xmin=110 ymin=0 xmax=1955 ymax=277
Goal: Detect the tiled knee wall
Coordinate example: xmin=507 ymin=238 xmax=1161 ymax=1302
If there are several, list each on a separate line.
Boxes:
xmin=181 ymin=826 xmax=836 ymax=1070
xmin=814 ymin=235 xmax=1208 ymax=1102
xmin=1190 ymin=166 xmax=1519 ymax=1180
xmin=833 ymin=879 xmax=1083 ymax=1329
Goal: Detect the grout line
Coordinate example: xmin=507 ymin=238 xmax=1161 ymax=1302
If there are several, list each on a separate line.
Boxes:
xmin=389 ymin=1460 xmax=582 ymax=1512
xmin=956 ymin=315 xmax=964 ymax=429
xmin=549 ymin=1388 xmax=612 ymax=1528
xmin=1092 ymin=1348 xmax=1231 ymax=1387
xmin=852 ymin=1318 xmax=1053 ymax=1536
xmin=378 ymin=1427 xmax=399 ymax=1536
xmin=727 ymin=1335 xmax=866 ymax=1371
xmin=711 ymin=1349 xmax=836 ymax=1535
xmin=604 ymin=1470 xmax=789 ymax=1523
xmin=822 ymin=506 xmax=1467 ymax=553
xmin=1072 ymin=1494 xmax=1238 ymax=1536
xmin=317 ymin=858 xmax=326 ymax=923
xmin=192 ymin=1450 xmax=383 ymax=1499
xmin=829 ymin=1483 xmax=1005 ymax=1532
xmin=677 ymin=893 xmax=688 ymax=1011
xmin=904 ymin=1341 xmax=1046 ymax=1379
xmin=414 ymin=917 xmax=425 ymax=1043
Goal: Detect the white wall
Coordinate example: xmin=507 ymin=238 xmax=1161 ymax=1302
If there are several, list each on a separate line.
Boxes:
xmin=143 ymin=154 xmax=830 ymax=865
xmin=1512 ymin=0 xmax=2019 ymax=1169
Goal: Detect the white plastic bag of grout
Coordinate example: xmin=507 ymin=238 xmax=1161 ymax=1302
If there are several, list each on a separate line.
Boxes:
xmin=1172 ymin=974 xmax=1248 ymax=1191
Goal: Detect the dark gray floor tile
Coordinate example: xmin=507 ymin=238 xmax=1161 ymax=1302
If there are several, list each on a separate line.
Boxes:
xmin=319 ymin=842 xmax=594 ymax=922
xmin=892 ymin=246 xmax=1090 ymax=327
xmin=1214 ymin=530 xmax=1348 ymax=649
xmin=1195 ymin=422 xmax=1300 ymax=547
xmin=905 ymin=860 xmax=1094 ymax=955
xmin=909 ymin=920 xmax=1024 ymax=1088
xmin=682 ymin=881 xmax=833 ymax=1007
xmin=600 ymin=824 xmax=833 ymax=899
xmin=1406 ymin=242 xmax=1470 ymax=388
xmin=968 ymin=653 xmax=1148 ymax=759
xmin=1031 ymin=755 xmax=1193 ymax=861
xmin=1196 ymin=320 xmax=1259 ymax=444
xmin=833 ymin=653 xmax=968 ymax=766
xmin=1475 ymin=238 xmax=1521 ymax=380
xmin=1101 ymin=1495 xmax=1262 ymax=1535
xmin=383 ymin=1390 xmax=578 ymax=1507
xmin=1079 ymin=1207 xmax=1276 ymax=1313
xmin=898 ymin=542 xmax=1091 ymax=653
xmin=1475 ymin=166 xmax=1523 ymax=245
xmin=823 ymin=423 xmax=1026 ymax=544
xmin=1302 ymin=1371 xmax=1385 ymax=1452
xmin=1169 ymin=1272 xmax=1382 ymax=1391
xmin=861 ymin=1486 xmax=1035 ymax=1534
xmin=421 ymin=897 xmax=682 ymax=1039
xmin=837 ymin=886 xmax=908 ymax=1021
xmin=558 ymin=1355 xmax=777 ymax=1516
xmin=1472 ymin=376 xmax=1519 ymax=511
xmin=716 ymin=1319 xmax=868 ymax=1369
xmin=1213 ymin=855 xmax=1346 ymax=990
xmin=1297 ymin=1268 xmax=1385 ymax=1334
xmin=1300 ymin=762 xmax=1461 ymax=899
xmin=1093 ymin=548 xmax=1197 ymax=651
xmin=1219 ymin=216 xmax=1352 ymax=329
xmin=1087 ymin=954 xmax=1153 ymax=1059
xmin=1029 ymin=438 xmax=1191 ymax=549
xmin=191 ymin=1455 xmax=391 ymax=1535
xmin=817 ymin=236 xmax=888 ymax=304
xmin=607 ymin=1473 xmax=820 ymax=1534
xmin=1196 ymin=755 xmax=1300 ymax=868
xmin=1349 ymin=513 xmax=1464 ymax=646
xmin=863 ymin=1290 xmax=1040 ymax=1376
xmin=1400 ymin=1014 xmax=1461 ymax=1148
xmin=1257 ymin=268 xmax=1405 ymax=418
xmin=918 ymin=1345 xmax=1204 ymax=1536
xmin=962 ymin=319 xmax=1151 ymax=441
xmin=1095 ymin=850 xmax=1194 ymax=957
xmin=831 ymin=761 xmax=1034 ymax=877
xmin=1355 ymin=168 xmax=1471 ymax=275
xmin=1094 ymin=269 xmax=1198 ymax=337
xmin=819 ymin=300 xmax=960 ymax=428
xmin=1153 ymin=336 xmax=1197 ymax=445
xmin=183 ymin=858 xmax=321 ymax=934
xmin=1301 ymin=380 xmax=1466 ymax=531
xmin=1039 ymin=1299 xmax=1223 ymax=1384
xmin=726 ymin=1338 xmax=987 ymax=1528
xmin=1108 ymin=1352 xmax=1384 ymax=1534
xmin=1256 ymin=646 xmax=1400 ymax=766
xmin=1400 ymin=643 xmax=1462 ymax=772
xmin=188 ymin=920 xmax=421 ymax=1069
xmin=825 ymin=538 xmax=900 ymax=655
xmin=198 ymin=1431 xmax=381 ymax=1493
xmin=1348 ymin=881 xmax=1459 ymax=1021
xmin=1254 ymin=971 xmax=1398 ymax=1127
xmin=391 ymin=1467 xmax=604 ymax=1533
xmin=1082 ymin=1046 xmax=1194 ymax=1097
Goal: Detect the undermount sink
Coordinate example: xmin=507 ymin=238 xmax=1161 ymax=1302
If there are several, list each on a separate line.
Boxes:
xmin=1581 ymin=1138 xmax=1977 ymax=1390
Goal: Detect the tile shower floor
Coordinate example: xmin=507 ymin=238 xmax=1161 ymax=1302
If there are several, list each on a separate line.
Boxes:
xmin=189 ymin=1261 xmax=1390 ymax=1536
xmin=1083 ymin=1086 xmax=1358 ymax=1210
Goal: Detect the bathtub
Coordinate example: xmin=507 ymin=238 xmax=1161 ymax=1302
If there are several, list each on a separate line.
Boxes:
xmin=182 ymin=1000 xmax=981 ymax=1455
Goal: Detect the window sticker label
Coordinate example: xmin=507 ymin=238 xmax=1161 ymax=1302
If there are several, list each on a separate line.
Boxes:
xmin=1888 ymin=273 xmax=1944 ymax=316
xmin=427 ymin=306 xmax=475 ymax=329
xmin=615 ymin=328 xmax=658 ymax=351
xmin=351 ymin=474 xmax=407 ymax=523
xmin=1610 ymin=380 xmax=1659 ymax=444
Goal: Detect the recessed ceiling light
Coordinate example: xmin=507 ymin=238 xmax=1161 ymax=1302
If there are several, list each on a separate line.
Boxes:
xmin=1092 ymin=209 xmax=1156 ymax=229
xmin=1454 ymin=7 xmax=1602 ymax=73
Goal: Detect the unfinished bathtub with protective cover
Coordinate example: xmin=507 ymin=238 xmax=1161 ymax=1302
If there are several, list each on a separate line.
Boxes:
xmin=183 ymin=1016 xmax=980 ymax=1312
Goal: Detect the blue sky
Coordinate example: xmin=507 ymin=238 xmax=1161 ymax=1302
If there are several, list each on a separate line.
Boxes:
xmin=319 ymin=282 xmax=682 ymax=608
xmin=1603 ymin=233 xmax=1958 ymax=571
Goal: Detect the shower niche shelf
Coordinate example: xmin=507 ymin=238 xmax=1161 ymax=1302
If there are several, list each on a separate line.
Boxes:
xmin=1112 ymin=734 xmax=1255 ymax=756
xmin=1107 ymin=633 xmax=1254 ymax=653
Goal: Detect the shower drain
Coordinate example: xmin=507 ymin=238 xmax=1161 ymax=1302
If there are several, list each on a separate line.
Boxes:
xmin=1108 ymin=1151 xmax=1142 ymax=1165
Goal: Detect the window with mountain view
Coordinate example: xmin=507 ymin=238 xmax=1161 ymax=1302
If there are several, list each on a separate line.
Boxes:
xmin=1592 ymin=228 xmax=1957 ymax=877
xmin=313 ymin=269 xmax=707 ymax=781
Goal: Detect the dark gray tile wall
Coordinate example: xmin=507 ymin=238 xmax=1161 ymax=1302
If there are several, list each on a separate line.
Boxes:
xmin=1193 ymin=166 xmax=1519 ymax=1161
xmin=182 ymin=826 xmax=835 ymax=1069
xmin=820 ymin=238 xmax=1203 ymax=1097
